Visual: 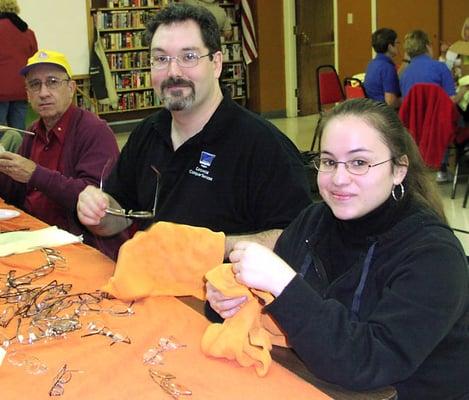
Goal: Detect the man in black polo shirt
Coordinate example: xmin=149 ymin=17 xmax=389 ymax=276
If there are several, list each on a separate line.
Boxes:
xmin=76 ymin=3 xmax=311 ymax=258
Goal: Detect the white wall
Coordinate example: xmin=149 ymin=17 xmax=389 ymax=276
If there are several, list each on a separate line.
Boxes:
xmin=17 ymin=0 xmax=90 ymax=76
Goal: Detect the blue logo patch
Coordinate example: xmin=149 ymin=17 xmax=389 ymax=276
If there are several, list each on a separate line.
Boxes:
xmin=199 ymin=151 xmax=216 ymax=168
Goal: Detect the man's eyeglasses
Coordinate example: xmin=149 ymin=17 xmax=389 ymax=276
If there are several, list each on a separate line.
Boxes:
xmin=100 ymin=161 xmax=161 ymax=220
xmin=313 ymin=157 xmax=394 ymax=176
xmin=25 ymin=77 xmax=70 ymax=93
xmin=150 ymin=52 xmax=213 ymax=69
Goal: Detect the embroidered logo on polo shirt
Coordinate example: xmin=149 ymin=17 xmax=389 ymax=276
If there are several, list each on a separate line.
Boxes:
xmin=188 ymin=151 xmax=216 ymax=182
xmin=199 ymin=151 xmax=216 ymax=167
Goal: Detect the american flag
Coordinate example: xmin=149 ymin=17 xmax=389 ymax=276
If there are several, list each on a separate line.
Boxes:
xmin=233 ymin=0 xmax=258 ymax=64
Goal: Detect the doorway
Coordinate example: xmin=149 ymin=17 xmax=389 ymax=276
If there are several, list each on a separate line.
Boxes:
xmin=296 ymin=0 xmax=335 ymax=115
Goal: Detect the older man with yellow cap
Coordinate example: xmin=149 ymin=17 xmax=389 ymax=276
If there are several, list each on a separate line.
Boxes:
xmin=0 ymin=49 xmax=124 ymax=259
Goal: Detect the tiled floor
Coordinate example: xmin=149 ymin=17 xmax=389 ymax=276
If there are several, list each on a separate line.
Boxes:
xmin=116 ymin=113 xmax=469 ymax=253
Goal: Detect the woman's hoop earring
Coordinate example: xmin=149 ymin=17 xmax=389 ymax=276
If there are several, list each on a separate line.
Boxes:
xmin=392 ymin=183 xmax=405 ymax=201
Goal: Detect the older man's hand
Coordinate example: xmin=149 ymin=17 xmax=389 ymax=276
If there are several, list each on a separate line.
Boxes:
xmin=0 ymin=152 xmax=36 ymax=183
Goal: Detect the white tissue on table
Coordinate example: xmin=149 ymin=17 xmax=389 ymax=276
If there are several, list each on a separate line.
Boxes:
xmin=0 ymin=225 xmax=82 ymax=257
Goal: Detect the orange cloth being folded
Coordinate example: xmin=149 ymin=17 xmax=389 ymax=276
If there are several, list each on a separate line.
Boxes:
xmin=102 ymin=221 xmax=225 ymax=300
xmin=201 ymin=264 xmax=287 ymax=377
xmin=102 ymin=222 xmax=287 ymax=377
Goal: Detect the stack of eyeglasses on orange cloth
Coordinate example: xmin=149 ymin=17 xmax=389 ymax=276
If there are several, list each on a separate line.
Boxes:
xmin=0 ymin=247 xmax=136 ymax=396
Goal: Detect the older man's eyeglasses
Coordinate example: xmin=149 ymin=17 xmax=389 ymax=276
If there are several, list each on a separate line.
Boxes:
xmin=313 ymin=157 xmax=394 ymax=176
xmin=25 ymin=77 xmax=70 ymax=93
xmin=150 ymin=52 xmax=213 ymax=69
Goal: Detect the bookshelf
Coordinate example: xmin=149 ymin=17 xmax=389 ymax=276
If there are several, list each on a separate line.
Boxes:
xmin=219 ymin=1 xmax=247 ymax=103
xmin=74 ymin=75 xmax=98 ymax=114
xmin=88 ymin=0 xmax=247 ymax=122
xmin=89 ymin=0 xmax=159 ymax=121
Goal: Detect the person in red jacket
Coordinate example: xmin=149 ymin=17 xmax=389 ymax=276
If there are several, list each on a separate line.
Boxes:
xmin=0 ymin=0 xmax=37 ymax=130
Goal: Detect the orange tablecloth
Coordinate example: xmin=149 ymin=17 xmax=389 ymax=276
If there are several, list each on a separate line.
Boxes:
xmin=0 ymin=201 xmax=331 ymax=400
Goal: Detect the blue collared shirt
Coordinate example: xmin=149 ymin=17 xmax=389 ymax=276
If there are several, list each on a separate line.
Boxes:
xmin=400 ymin=54 xmax=456 ymax=98
xmin=364 ymin=53 xmax=400 ymax=102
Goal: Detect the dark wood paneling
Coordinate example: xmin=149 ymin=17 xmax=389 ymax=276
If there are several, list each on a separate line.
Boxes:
xmin=298 ymin=45 xmax=334 ymax=115
xmin=296 ymin=0 xmax=334 ymax=115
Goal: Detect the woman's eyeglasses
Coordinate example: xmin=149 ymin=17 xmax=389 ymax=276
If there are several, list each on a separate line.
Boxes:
xmin=313 ymin=157 xmax=394 ymax=176
xmin=99 ymin=160 xmax=161 ymax=220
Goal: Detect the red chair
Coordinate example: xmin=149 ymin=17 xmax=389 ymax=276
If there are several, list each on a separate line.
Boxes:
xmin=343 ymin=77 xmax=367 ymax=99
xmin=312 ymin=65 xmax=344 ymax=150
xmin=316 ymin=65 xmax=345 ymax=112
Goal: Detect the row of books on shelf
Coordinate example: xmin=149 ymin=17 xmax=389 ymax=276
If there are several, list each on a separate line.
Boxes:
xmin=98 ymin=90 xmax=159 ymax=113
xmin=222 ymin=63 xmax=244 ymax=80
xmin=113 ymin=70 xmax=151 ymax=89
xmin=224 ymin=7 xmax=238 ymax=23
xmin=94 ymin=10 xmax=154 ymax=30
xmin=101 ymin=31 xmax=146 ymax=50
xmin=222 ymin=43 xmax=242 ymax=62
xmin=76 ymin=94 xmax=97 ymax=113
xmin=107 ymin=51 xmax=150 ymax=70
xmin=224 ymin=80 xmax=245 ymax=98
xmin=221 ymin=25 xmax=240 ymax=42
xmin=106 ymin=0 xmax=156 ymax=8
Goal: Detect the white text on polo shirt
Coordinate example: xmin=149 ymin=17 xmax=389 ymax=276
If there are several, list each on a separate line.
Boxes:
xmin=189 ymin=166 xmax=214 ymax=181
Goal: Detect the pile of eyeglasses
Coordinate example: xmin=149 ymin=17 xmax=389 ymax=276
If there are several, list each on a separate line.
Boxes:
xmin=0 ymin=248 xmax=135 ymax=345
xmin=0 ymin=247 xmax=136 ymax=396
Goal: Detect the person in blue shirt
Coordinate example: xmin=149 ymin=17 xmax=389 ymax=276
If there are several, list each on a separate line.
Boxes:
xmin=364 ymin=28 xmax=401 ymax=109
xmin=400 ymin=30 xmax=468 ymax=182
xmin=400 ymin=30 xmax=458 ymax=99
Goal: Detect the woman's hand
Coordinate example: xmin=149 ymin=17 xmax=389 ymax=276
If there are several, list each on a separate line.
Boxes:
xmin=206 ymin=282 xmax=247 ymax=319
xmin=229 ymin=241 xmax=296 ymax=297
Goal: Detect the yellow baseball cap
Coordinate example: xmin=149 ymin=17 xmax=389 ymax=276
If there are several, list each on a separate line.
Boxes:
xmin=20 ymin=49 xmax=73 ymax=78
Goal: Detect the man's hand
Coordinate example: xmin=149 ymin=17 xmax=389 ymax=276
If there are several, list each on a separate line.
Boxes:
xmin=0 ymin=152 xmax=36 ymax=183
xmin=77 ymin=185 xmax=110 ymax=226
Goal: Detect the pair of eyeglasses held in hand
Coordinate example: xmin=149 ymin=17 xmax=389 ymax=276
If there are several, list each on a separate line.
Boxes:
xmin=99 ymin=160 xmax=161 ymax=220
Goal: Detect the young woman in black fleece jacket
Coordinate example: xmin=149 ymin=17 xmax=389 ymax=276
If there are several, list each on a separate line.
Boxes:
xmin=206 ymin=99 xmax=469 ymax=399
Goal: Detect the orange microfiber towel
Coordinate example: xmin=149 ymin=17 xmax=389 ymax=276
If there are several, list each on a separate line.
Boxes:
xmin=201 ymin=264 xmax=287 ymax=377
xmin=102 ymin=221 xmax=225 ymax=300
